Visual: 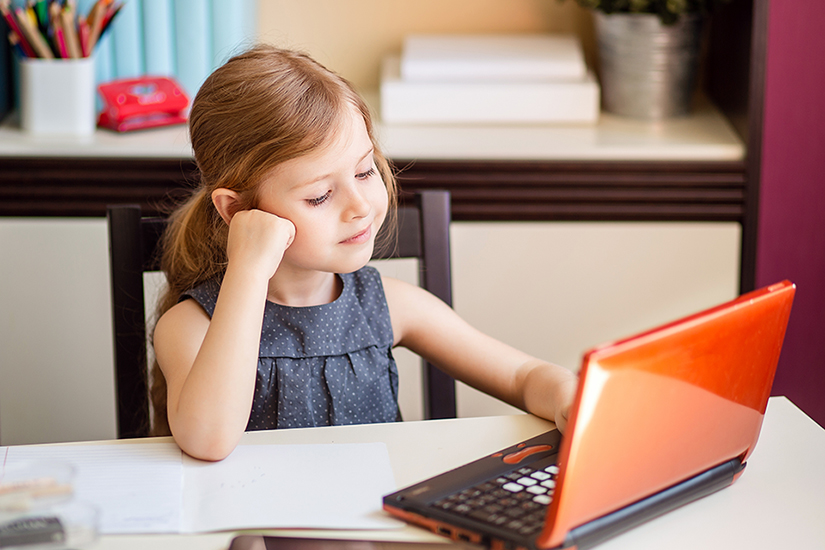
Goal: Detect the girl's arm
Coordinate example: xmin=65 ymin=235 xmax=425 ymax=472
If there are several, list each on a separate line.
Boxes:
xmin=153 ymin=209 xmax=294 ymax=461
xmin=383 ymin=277 xmax=578 ymax=432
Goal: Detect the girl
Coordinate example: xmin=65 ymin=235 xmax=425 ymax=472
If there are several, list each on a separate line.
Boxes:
xmin=152 ymin=44 xmax=578 ymax=461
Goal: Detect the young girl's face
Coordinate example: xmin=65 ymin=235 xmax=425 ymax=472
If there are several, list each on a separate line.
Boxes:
xmin=254 ymin=105 xmax=389 ymax=276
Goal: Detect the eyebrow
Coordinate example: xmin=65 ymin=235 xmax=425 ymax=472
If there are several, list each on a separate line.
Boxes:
xmin=292 ymin=147 xmax=375 ymax=190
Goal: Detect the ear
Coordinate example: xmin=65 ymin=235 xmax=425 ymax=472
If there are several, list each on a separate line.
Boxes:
xmin=211 ymin=188 xmax=243 ymax=225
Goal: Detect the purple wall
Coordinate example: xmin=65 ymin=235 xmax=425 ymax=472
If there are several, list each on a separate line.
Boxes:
xmin=758 ymin=0 xmax=825 ymax=426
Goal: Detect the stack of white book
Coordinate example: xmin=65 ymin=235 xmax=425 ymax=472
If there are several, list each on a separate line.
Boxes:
xmin=380 ymin=34 xmax=600 ymax=124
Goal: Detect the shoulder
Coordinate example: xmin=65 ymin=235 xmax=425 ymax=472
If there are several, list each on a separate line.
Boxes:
xmin=154 ymin=299 xmax=211 ymax=350
xmin=382 ymin=276 xmax=448 ymax=315
xmin=153 ymin=298 xmax=212 ymax=381
xmin=181 ymin=278 xmax=222 ymax=317
xmin=381 ymin=274 xmax=422 ymax=302
xmin=382 ymin=275 xmax=454 ymax=341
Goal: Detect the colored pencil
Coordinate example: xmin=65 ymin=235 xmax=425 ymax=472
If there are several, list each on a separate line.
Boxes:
xmin=2 ymin=0 xmax=124 ymax=58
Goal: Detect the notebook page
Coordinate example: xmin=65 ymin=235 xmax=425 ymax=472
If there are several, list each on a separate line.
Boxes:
xmin=1 ymin=443 xmax=183 ymax=534
xmin=182 ymin=442 xmax=401 ymax=532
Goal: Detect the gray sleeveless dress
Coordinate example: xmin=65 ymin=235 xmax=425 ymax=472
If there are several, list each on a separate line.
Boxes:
xmin=182 ymin=266 xmax=401 ymax=430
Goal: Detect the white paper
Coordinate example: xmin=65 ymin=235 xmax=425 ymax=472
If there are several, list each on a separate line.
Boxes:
xmin=1 ymin=441 xmax=400 ymax=535
xmin=382 ymin=55 xmax=600 ymax=124
xmin=182 ymin=442 xmax=400 ymax=532
xmin=401 ymin=34 xmax=587 ymax=82
xmin=1 ymin=443 xmax=183 ymax=534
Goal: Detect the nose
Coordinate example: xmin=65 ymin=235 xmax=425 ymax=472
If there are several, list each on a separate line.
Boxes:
xmin=342 ymin=182 xmax=371 ymax=220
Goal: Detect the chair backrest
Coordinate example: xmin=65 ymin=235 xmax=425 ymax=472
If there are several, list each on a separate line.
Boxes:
xmin=107 ymin=190 xmax=456 ymax=438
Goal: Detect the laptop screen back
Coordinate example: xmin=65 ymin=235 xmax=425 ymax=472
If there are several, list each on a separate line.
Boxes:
xmin=538 ymin=281 xmax=795 ymax=548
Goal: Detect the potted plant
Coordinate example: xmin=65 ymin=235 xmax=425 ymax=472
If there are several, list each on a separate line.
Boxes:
xmin=572 ymin=0 xmax=729 ymax=25
xmin=567 ymin=0 xmax=731 ymax=119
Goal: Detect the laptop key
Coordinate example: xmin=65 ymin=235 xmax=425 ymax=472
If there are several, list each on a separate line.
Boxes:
xmin=430 ymin=469 xmax=557 ymax=537
xmin=504 ymin=508 xmax=526 ymax=519
xmin=519 ymin=501 xmax=542 ymax=511
xmin=469 ymin=510 xmax=497 ymax=522
xmin=434 ymin=500 xmax=454 ymax=510
xmin=533 ymin=494 xmax=552 ymax=505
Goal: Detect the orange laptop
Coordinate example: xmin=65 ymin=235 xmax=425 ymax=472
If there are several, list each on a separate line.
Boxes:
xmin=384 ymin=280 xmax=795 ymax=550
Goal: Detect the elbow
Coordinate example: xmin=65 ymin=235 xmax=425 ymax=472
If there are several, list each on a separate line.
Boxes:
xmin=170 ymin=421 xmax=242 ymax=462
xmin=181 ymin=440 xmax=237 ymax=462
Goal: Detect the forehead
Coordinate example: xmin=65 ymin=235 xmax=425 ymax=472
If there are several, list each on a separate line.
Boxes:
xmin=269 ymin=105 xmax=373 ymax=187
xmin=317 ymin=103 xmax=370 ymax=158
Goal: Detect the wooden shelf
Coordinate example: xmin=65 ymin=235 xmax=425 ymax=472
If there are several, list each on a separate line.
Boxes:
xmin=0 ymin=99 xmax=745 ymax=221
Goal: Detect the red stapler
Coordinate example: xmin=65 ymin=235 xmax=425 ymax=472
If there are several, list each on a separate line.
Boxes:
xmin=97 ymin=76 xmax=190 ymax=132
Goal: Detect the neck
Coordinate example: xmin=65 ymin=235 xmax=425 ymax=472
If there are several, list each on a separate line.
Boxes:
xmin=266 ymin=269 xmax=341 ymax=307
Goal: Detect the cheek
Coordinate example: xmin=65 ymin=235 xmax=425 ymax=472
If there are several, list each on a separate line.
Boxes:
xmin=289 ymin=219 xmax=318 ymax=248
xmin=372 ymin=181 xmax=390 ymax=223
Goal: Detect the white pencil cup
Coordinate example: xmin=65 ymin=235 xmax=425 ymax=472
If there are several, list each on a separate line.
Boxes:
xmin=18 ymin=56 xmax=96 ymax=136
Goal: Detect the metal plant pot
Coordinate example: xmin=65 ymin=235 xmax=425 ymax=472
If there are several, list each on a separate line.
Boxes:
xmin=594 ymin=12 xmax=704 ymax=119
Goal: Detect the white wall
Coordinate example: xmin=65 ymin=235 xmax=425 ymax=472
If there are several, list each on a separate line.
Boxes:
xmin=0 ymin=219 xmax=740 ymax=445
xmin=0 ymin=219 xmax=117 ymax=445
xmin=450 ymin=221 xmax=740 ymax=417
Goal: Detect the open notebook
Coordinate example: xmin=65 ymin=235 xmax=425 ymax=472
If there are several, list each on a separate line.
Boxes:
xmin=384 ymin=280 xmax=795 ymax=550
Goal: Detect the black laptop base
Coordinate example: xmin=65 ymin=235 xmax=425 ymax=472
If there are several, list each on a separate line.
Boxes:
xmin=384 ymin=430 xmax=745 ymax=550
xmin=384 ymin=430 xmax=563 ymax=549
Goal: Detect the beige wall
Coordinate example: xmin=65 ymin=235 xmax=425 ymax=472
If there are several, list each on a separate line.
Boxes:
xmin=0 ymin=219 xmax=739 ymax=445
xmin=257 ymin=0 xmax=595 ymax=92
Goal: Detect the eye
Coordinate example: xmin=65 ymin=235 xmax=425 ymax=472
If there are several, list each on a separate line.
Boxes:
xmin=307 ymin=190 xmax=331 ymax=207
xmin=356 ymin=168 xmax=376 ymax=180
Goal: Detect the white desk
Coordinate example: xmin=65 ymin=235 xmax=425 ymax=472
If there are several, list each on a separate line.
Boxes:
xmin=75 ymin=396 xmax=824 ymax=550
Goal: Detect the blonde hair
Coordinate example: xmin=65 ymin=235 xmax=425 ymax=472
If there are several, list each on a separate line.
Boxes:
xmin=150 ymin=44 xmax=398 ymax=435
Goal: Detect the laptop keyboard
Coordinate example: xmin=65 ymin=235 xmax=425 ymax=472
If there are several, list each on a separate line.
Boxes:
xmin=431 ymin=463 xmax=559 ymax=537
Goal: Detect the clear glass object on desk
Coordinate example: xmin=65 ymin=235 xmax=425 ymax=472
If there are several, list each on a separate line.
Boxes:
xmin=0 ymin=460 xmax=98 ymax=549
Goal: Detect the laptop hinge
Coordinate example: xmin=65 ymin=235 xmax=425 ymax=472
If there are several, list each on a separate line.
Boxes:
xmin=561 ymin=458 xmax=745 ymax=550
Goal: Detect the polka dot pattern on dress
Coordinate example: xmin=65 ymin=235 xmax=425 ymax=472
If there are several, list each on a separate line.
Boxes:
xmin=182 ymin=266 xmax=401 ymax=430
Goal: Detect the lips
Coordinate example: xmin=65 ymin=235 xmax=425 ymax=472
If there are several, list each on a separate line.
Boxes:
xmin=341 ymin=225 xmax=372 ymax=245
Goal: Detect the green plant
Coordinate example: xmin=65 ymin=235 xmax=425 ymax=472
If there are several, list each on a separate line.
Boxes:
xmin=569 ymin=0 xmax=730 ymax=24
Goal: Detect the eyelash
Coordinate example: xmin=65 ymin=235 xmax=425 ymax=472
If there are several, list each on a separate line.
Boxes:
xmin=306 ymin=168 xmax=376 ymax=207
xmin=307 ymin=191 xmax=331 ymax=207
xmin=356 ymin=167 xmax=376 ymax=180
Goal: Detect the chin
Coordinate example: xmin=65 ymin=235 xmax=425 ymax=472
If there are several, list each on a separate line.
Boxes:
xmin=337 ymin=248 xmax=375 ymax=274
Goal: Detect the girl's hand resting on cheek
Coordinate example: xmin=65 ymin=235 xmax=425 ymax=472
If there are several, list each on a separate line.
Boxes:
xmin=226 ymin=209 xmax=296 ymax=280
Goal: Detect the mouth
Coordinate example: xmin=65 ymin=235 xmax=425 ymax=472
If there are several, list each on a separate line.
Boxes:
xmin=340 ymin=225 xmax=372 ymax=245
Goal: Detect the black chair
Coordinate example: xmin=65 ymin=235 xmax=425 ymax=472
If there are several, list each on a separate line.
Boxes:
xmin=107 ymin=190 xmax=456 ymax=438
